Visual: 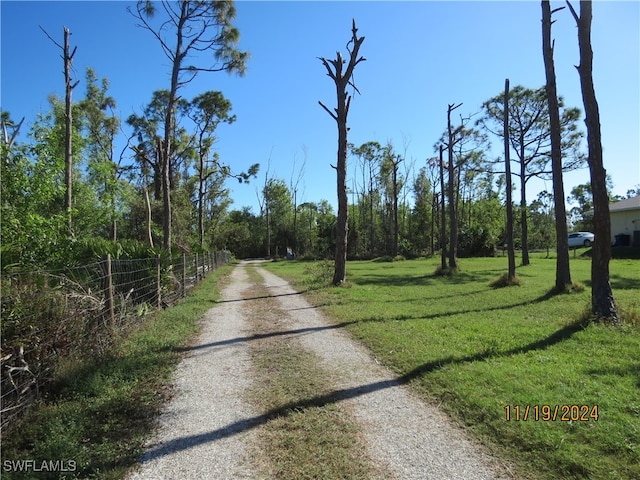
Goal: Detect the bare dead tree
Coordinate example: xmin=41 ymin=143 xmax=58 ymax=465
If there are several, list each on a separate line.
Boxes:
xmin=290 ymin=147 xmax=307 ymax=256
xmin=439 ymin=145 xmax=447 ymax=271
xmin=541 ymin=0 xmax=573 ymax=290
xmin=387 ymin=149 xmax=403 ymax=257
xmin=318 ymin=19 xmax=365 ymax=285
xmin=41 ymin=26 xmax=80 ymax=237
xmin=446 ymin=102 xmax=463 ymax=269
xmin=256 ymin=152 xmax=273 ymax=258
xmin=566 ymin=0 xmax=618 ymax=322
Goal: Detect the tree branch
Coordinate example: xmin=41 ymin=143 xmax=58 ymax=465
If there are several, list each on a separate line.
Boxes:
xmin=565 ymin=1 xmax=579 ymax=23
xmin=2 ymin=116 xmax=24 ymax=149
xmin=318 ymin=101 xmax=338 ymax=121
xmin=39 ymin=25 xmax=63 ymax=49
xmin=318 ymin=57 xmax=338 ymax=82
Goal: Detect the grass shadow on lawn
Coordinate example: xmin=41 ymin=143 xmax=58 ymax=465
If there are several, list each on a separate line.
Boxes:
xmin=581 ymin=274 xmax=640 ymax=291
xmin=609 ymin=273 xmax=640 ymax=291
xmin=586 ymin=362 xmax=640 ymax=388
xmin=401 ymin=316 xmax=590 ymax=382
xmin=351 ymin=268 xmax=507 ymax=288
xmin=352 ymin=287 xmax=562 ymax=324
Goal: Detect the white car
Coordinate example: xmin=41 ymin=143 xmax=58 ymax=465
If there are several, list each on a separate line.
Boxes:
xmin=568 ymin=232 xmax=594 ymax=248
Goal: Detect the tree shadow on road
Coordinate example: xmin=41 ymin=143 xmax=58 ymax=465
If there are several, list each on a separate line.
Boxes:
xmin=140 ymin=315 xmax=589 ymax=463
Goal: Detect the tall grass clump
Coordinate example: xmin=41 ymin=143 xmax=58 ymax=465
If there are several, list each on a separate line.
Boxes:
xmin=489 ymin=273 xmax=522 ymax=288
xmin=302 ymin=260 xmax=334 ymax=289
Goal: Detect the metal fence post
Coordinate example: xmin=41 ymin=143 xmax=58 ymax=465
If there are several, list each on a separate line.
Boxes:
xmin=195 ymin=253 xmax=199 ymax=282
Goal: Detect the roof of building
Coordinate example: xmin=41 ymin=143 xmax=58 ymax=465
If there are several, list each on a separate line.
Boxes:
xmin=584 ymin=195 xmax=640 ymax=216
xmin=609 ymin=195 xmax=640 ymax=213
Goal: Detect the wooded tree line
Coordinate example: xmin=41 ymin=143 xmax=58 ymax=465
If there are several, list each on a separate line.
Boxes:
xmin=1 ymin=1 xmax=258 ymax=270
xmin=1 ymin=1 xmax=635 ymax=321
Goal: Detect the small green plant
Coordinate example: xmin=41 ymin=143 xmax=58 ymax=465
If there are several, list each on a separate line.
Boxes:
xmin=433 ymin=265 xmax=460 ymax=276
xmin=549 ymin=282 xmax=585 ymax=295
xmin=302 ymin=260 xmax=334 ymax=289
xmin=619 ymin=304 xmax=640 ymax=327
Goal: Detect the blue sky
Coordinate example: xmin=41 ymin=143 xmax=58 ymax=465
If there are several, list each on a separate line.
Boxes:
xmin=2 ymin=1 xmax=639 ymax=214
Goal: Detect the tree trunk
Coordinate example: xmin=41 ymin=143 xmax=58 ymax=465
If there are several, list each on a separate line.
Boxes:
xmin=519 ymin=141 xmax=530 ymax=265
xmin=112 ymin=217 xmax=117 ymax=242
xmin=392 ymin=157 xmax=399 ymax=257
xmin=63 ymin=27 xmax=78 ymax=238
xmin=430 ymin=193 xmax=436 ymax=255
xmin=542 ymin=0 xmax=572 ymax=290
xmin=198 ymin=161 xmax=206 ymax=249
xmin=447 ymin=104 xmax=460 ymax=269
xmin=161 ymin=149 xmax=172 ymax=252
xmin=293 ymin=189 xmax=297 ymax=255
xmin=439 ymin=145 xmax=447 ymax=271
xmin=369 ymin=168 xmax=375 ymax=256
xmin=567 ymin=0 xmax=617 ymax=322
xmin=266 ymin=204 xmax=271 ymax=258
xmin=144 ymin=187 xmax=154 ymax=248
xmin=504 ymin=79 xmax=517 ymax=282
xmin=158 ymin=136 xmax=171 ymax=252
xmin=334 ymin=112 xmax=349 ymax=283
xmin=318 ymin=20 xmax=365 ymax=285
xmin=160 ymin=4 xmax=188 ymax=254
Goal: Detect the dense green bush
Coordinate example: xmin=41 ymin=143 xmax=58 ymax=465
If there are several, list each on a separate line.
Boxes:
xmin=457 ymin=226 xmax=497 ymax=257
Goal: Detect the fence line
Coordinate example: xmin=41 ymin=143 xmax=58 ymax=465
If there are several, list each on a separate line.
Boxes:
xmin=0 ymin=250 xmax=231 ymax=430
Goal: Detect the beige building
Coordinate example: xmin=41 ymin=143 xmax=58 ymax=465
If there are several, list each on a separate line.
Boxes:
xmin=608 ymin=196 xmax=640 ymax=246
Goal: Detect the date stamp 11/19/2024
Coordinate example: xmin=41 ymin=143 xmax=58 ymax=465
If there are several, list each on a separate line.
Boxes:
xmin=505 ymin=404 xmax=599 ymax=422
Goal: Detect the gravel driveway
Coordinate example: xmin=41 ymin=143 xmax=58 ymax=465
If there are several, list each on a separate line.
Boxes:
xmin=127 ymin=260 xmax=513 ymax=479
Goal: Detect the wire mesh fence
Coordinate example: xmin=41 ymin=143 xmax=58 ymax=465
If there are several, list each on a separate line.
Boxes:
xmin=0 ymin=250 xmax=231 ymax=430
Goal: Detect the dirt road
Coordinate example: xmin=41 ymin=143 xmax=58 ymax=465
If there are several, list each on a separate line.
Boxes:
xmin=128 ymin=261 xmax=512 ymax=479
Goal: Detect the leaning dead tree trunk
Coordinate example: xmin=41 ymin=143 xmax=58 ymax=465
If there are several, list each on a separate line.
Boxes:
xmin=567 ymin=0 xmax=618 ymax=322
xmin=319 ymin=19 xmax=365 ymax=285
xmin=41 ymin=26 xmax=79 ymax=237
xmin=504 ymin=79 xmax=517 ymax=282
xmin=541 ymin=0 xmax=573 ymax=290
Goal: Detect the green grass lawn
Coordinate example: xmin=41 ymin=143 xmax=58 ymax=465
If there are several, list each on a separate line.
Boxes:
xmin=265 ymin=252 xmax=640 ymax=480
